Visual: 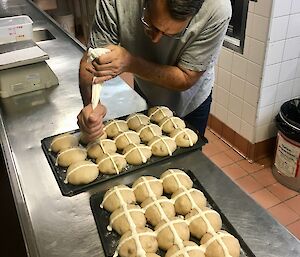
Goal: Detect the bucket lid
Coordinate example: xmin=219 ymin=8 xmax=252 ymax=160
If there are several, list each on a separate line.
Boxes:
xmin=279 ymin=98 xmax=300 ymax=132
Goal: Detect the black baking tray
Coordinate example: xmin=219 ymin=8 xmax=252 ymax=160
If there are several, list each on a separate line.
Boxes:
xmin=90 ymin=170 xmax=256 ymax=257
xmin=41 ymin=113 xmax=206 ymax=197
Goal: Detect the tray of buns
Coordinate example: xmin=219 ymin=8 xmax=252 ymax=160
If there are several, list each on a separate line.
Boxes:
xmin=41 ymin=106 xmax=206 ymax=196
xmin=90 ymin=169 xmax=255 ymax=257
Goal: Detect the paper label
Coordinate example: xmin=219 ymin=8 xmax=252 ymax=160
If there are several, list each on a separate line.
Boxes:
xmin=275 ymin=133 xmax=300 ymax=178
xmin=27 ymin=73 xmax=40 ymax=83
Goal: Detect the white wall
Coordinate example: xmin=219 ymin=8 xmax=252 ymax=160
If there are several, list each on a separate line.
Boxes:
xmin=257 ymin=0 xmax=300 ymax=142
xmin=212 ymin=0 xmax=300 ymax=144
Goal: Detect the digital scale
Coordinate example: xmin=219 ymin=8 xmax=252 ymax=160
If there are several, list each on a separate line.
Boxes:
xmin=0 ymin=40 xmax=58 ymax=98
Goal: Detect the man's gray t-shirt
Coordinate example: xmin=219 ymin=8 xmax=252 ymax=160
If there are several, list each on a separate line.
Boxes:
xmin=89 ymin=0 xmax=232 ymax=117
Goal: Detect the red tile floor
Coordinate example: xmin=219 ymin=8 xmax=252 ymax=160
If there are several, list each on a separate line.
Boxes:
xmin=203 ymin=128 xmax=300 ymax=240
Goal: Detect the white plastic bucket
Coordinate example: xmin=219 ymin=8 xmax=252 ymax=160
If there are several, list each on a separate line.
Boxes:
xmin=275 ymin=132 xmax=300 ymax=177
xmin=273 ymin=98 xmax=300 ymax=192
xmin=0 ymin=15 xmax=33 ymax=44
xmin=273 ymin=132 xmax=300 ymax=192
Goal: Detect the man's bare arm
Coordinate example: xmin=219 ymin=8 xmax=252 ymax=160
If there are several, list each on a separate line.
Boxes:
xmin=89 ymin=45 xmax=204 ymax=91
xmin=129 ymin=54 xmax=204 ymax=91
xmin=79 ymin=52 xmax=93 ymax=106
xmin=79 ymin=51 xmax=115 ymax=106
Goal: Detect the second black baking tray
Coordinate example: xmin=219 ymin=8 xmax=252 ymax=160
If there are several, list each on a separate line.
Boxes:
xmin=90 ymin=170 xmax=255 ymax=257
xmin=41 ymin=113 xmax=206 ymax=197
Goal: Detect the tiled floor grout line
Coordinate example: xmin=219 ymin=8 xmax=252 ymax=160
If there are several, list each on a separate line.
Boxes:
xmin=285 ymin=217 xmax=300 ymax=225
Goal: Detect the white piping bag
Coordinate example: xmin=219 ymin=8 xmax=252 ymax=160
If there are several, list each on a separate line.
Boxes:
xmin=87 ymin=47 xmax=111 ymax=109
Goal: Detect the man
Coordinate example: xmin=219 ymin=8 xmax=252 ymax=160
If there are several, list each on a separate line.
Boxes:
xmin=77 ymin=0 xmax=232 ymax=142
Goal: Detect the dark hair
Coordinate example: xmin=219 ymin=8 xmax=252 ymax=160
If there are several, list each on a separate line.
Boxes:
xmin=167 ymin=0 xmax=205 ymax=20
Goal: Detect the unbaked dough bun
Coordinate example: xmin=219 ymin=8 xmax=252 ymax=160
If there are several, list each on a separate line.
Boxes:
xmin=50 ymin=133 xmax=78 ymax=153
xmin=96 ymin=153 xmax=127 ymax=175
xmin=200 ymin=230 xmax=240 ymax=257
xmin=117 ymin=227 xmax=158 ymax=257
xmin=137 ymin=124 xmax=162 ymax=143
xmin=160 ymin=169 xmax=193 ymax=194
xmin=172 ymin=188 xmax=207 ymax=215
xmin=115 ymin=131 xmax=141 ymax=150
xmin=132 ymin=176 xmax=163 ymax=203
xmin=170 ymin=128 xmax=198 ymax=147
xmin=165 ymin=241 xmax=205 ymax=257
xmin=185 ymin=207 xmax=222 ymax=239
xmin=64 ymin=160 xmax=99 ymax=185
xmin=159 ymin=116 xmax=186 ymax=133
xmin=155 ymin=217 xmax=190 ymax=251
xmin=126 ymin=113 xmax=150 ymax=131
xmin=148 ymin=106 xmax=173 ymax=123
xmin=123 ymin=144 xmax=152 ymax=165
xmin=87 ymin=139 xmax=117 ymax=159
xmin=109 ymin=204 xmax=146 ymax=235
xmin=104 ymin=120 xmax=129 ymax=138
xmin=141 ymin=196 xmax=175 ymax=226
xmin=146 ymin=254 xmax=160 ymax=257
xmin=79 ymin=131 xmax=107 ymax=145
xmin=148 ymin=136 xmax=177 ymax=157
xmin=101 ymin=185 xmax=136 ymax=212
xmin=56 ymin=147 xmax=87 ymax=167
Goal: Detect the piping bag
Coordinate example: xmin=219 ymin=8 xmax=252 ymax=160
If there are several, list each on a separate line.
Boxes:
xmin=87 ymin=47 xmax=111 ymax=109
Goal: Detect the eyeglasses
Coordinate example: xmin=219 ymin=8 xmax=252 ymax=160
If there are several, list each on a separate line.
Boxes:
xmin=140 ymin=1 xmax=192 ymax=40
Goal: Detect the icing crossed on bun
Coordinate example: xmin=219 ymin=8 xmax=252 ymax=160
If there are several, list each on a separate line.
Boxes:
xmin=105 ymin=120 xmax=129 ymax=138
xmin=96 ymin=153 xmax=127 ymax=174
xmin=64 ymin=160 xmax=98 ymax=185
xmin=159 ymin=116 xmax=186 ymax=134
xmin=50 ymin=133 xmax=78 ymax=153
xmin=126 ymin=113 xmax=150 ymax=131
xmin=148 ymin=106 xmax=173 ymax=123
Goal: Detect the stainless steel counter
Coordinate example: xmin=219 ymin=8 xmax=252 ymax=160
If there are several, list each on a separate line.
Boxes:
xmin=0 ymin=1 xmax=300 ymax=257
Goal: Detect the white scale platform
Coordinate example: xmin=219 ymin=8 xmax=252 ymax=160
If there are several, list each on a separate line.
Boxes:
xmin=0 ymin=40 xmax=58 ymax=98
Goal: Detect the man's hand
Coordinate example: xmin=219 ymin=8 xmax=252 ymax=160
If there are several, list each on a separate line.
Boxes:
xmin=77 ymin=103 xmax=107 ymax=142
xmin=86 ymin=45 xmax=132 ymax=84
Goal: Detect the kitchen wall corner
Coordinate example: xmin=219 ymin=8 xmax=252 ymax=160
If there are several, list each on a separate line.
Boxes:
xmin=211 ymin=0 xmax=300 ymax=160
